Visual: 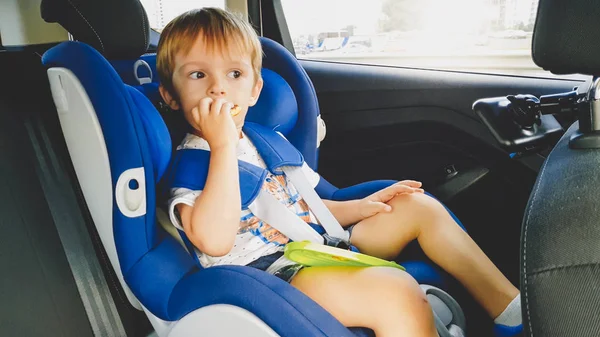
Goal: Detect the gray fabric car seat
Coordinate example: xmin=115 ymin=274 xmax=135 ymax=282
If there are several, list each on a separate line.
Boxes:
xmin=522 ymin=0 xmax=600 ymax=336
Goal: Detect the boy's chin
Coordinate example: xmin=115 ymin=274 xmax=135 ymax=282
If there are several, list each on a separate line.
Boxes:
xmin=236 ymin=125 xmax=244 ymax=137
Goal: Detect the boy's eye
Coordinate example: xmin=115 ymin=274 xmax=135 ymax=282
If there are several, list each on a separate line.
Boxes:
xmin=227 ymin=70 xmax=242 ymax=79
xmin=189 ymin=71 xmax=205 ymax=79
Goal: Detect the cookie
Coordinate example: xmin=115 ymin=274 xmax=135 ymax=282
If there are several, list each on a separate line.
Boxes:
xmin=230 ymin=105 xmax=241 ymax=116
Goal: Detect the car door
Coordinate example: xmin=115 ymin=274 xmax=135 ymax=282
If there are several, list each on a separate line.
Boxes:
xmin=254 ymin=0 xmax=589 ymax=334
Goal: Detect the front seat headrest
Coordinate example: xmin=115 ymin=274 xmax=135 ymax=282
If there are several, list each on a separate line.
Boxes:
xmin=40 ymin=0 xmax=149 ymax=59
xmin=533 ymin=0 xmax=600 ymax=76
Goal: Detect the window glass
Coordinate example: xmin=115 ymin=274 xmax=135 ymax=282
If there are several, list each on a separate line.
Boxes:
xmin=139 ymin=0 xmax=225 ymax=32
xmin=282 ymin=0 xmax=585 ymax=79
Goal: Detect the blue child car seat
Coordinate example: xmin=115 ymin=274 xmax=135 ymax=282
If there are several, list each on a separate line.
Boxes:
xmin=40 ymin=0 xmax=467 ymax=336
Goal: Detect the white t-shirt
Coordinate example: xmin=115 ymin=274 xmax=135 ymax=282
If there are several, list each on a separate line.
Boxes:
xmin=168 ymin=132 xmax=321 ymax=268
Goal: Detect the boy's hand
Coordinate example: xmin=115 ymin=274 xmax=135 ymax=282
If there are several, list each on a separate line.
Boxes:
xmin=191 ymin=97 xmax=239 ymax=150
xmin=358 ymin=180 xmax=424 ymax=219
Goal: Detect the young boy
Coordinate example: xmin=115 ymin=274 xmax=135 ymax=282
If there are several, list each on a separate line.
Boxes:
xmin=157 ymin=8 xmax=523 ymax=337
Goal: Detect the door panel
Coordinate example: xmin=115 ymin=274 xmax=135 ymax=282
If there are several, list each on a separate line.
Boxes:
xmin=308 ymin=59 xmax=584 ymax=195
xmin=308 ymin=61 xmax=584 ymax=169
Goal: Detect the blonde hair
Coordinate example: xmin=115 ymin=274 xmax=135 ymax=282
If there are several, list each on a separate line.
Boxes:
xmin=157 ymin=7 xmax=262 ymax=100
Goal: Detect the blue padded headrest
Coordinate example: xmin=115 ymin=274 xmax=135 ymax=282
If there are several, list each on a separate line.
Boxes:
xmin=246 ymin=68 xmax=298 ymax=136
xmin=42 ymin=42 xmax=171 ymax=184
xmin=111 ymin=54 xmax=158 ymax=86
xmin=258 ymin=37 xmax=320 ymax=169
xmin=126 ymin=86 xmax=171 ymax=181
xmin=132 ymin=82 xmax=162 ymax=106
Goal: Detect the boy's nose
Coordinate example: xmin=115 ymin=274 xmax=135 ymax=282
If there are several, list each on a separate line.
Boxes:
xmin=208 ymin=80 xmax=226 ymax=97
xmin=209 ymin=88 xmax=226 ymax=96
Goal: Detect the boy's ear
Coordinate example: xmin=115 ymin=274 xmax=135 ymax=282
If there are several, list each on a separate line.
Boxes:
xmin=248 ymin=77 xmax=264 ymax=107
xmin=159 ymin=85 xmax=181 ymax=110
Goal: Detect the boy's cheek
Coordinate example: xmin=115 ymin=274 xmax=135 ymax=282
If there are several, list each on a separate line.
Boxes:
xmin=179 ymin=96 xmax=201 ymax=114
xmin=177 ymin=84 xmax=205 ymax=108
xmin=183 ymin=111 xmax=201 ymax=130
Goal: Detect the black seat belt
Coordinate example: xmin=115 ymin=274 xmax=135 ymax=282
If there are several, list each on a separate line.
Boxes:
xmin=24 ymin=115 xmax=127 ymax=337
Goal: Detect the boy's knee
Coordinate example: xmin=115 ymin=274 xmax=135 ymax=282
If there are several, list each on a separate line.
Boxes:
xmin=365 ymin=268 xmax=434 ymax=330
xmin=368 ymin=267 xmax=429 ymax=306
xmin=388 ymin=192 xmax=447 ymax=222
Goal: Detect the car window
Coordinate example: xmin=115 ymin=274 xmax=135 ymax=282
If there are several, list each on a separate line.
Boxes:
xmin=281 ymin=0 xmax=587 ymax=80
xmin=139 ymin=0 xmax=225 ymax=32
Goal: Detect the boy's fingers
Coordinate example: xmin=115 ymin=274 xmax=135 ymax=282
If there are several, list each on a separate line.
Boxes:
xmin=370 ymin=201 xmax=392 ymax=213
xmin=376 ymin=185 xmax=417 ymax=202
xmin=198 ymin=97 xmax=212 ymax=118
xmin=396 ymin=180 xmax=422 ymax=188
xmin=220 ymin=102 xmax=234 ymax=116
xmin=191 ymin=107 xmax=200 ymax=123
xmin=389 ymin=184 xmax=416 ymax=195
xmin=211 ymin=98 xmax=226 ymax=115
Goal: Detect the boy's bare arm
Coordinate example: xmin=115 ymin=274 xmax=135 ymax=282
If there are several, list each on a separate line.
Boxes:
xmin=177 ymin=98 xmax=241 ymax=257
xmin=178 ymin=145 xmax=240 ymax=256
xmin=323 ymin=181 xmax=424 ymax=227
xmin=323 ymin=199 xmax=363 ymax=227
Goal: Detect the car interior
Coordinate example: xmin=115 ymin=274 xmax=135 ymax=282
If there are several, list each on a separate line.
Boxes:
xmin=1 ymin=0 xmax=599 ymax=336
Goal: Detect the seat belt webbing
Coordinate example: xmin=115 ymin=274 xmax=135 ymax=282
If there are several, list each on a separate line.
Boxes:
xmin=248 ymin=189 xmax=324 ymax=244
xmin=282 ymin=166 xmax=349 ymax=242
xmin=25 ymin=116 xmax=127 ymax=337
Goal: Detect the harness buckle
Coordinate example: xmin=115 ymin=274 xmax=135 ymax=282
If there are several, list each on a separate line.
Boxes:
xmin=322 ymin=233 xmax=350 ymax=250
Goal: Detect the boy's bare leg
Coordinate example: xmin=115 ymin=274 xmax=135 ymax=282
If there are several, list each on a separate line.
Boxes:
xmin=290 ymin=266 xmax=438 ymax=337
xmin=350 ymin=193 xmax=519 ymax=319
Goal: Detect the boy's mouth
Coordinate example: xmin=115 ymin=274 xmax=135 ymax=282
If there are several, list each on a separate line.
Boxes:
xmin=230 ymin=105 xmax=241 ymax=116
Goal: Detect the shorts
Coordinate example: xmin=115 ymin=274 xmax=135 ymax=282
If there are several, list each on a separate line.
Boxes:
xmin=247 ymin=226 xmax=356 ymax=282
xmin=246 ymin=251 xmax=304 ymax=283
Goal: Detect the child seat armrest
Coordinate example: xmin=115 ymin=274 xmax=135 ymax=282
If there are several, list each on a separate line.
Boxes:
xmin=331 ymin=180 xmax=397 ymax=201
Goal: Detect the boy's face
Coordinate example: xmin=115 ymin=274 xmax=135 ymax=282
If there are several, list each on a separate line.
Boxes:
xmin=161 ymin=34 xmax=263 ymax=134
